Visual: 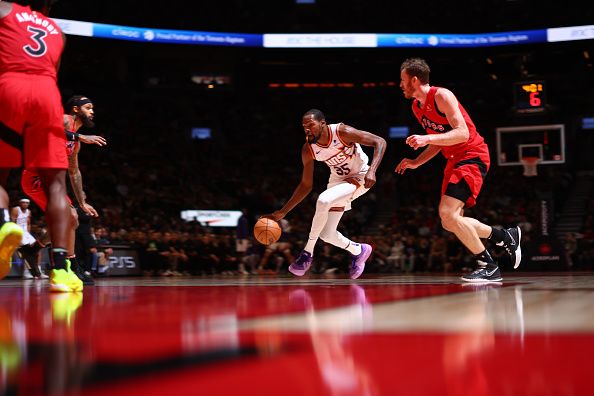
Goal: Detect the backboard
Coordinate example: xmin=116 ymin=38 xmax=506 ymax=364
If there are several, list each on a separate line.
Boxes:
xmin=496 ymin=124 xmax=565 ymax=166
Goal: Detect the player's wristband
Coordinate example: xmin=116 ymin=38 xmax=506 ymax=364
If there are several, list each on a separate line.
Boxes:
xmin=65 ymin=131 xmax=80 ymax=141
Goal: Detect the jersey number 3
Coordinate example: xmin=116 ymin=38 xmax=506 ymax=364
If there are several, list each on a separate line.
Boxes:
xmin=23 ymin=26 xmax=48 ymax=57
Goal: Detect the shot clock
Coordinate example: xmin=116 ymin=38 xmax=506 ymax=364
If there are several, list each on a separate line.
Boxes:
xmin=514 ymin=81 xmax=546 ymax=113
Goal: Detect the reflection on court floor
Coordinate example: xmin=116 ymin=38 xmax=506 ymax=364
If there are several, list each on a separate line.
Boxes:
xmin=1 ymin=273 xmax=593 ymax=395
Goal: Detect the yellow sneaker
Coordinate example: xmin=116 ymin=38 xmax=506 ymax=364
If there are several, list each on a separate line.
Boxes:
xmin=50 ymin=259 xmax=84 ymax=292
xmin=50 ymin=292 xmax=83 ymax=326
xmin=0 ymin=222 xmax=23 ymax=280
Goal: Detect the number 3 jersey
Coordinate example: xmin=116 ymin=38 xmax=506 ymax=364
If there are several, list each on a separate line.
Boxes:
xmin=0 ymin=3 xmax=67 ymax=170
xmin=0 ymin=3 xmax=64 ymax=80
xmin=308 ymin=123 xmax=369 ymax=182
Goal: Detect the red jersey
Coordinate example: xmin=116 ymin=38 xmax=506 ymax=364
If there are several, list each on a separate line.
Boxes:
xmin=0 ymin=3 xmax=63 ymax=79
xmin=411 ymin=86 xmax=486 ymax=159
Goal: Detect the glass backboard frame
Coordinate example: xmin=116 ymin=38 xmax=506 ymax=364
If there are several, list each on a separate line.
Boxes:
xmin=496 ymin=124 xmax=565 ymax=166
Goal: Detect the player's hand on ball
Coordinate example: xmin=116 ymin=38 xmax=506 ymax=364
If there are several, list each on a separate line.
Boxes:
xmin=254 ymin=217 xmax=282 ymax=245
xmin=261 ymin=211 xmax=285 ymax=222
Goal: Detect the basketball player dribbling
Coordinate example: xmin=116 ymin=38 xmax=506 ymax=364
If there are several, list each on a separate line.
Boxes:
xmin=263 ymin=109 xmax=386 ymax=279
xmin=395 ymin=58 xmax=521 ymax=282
xmin=0 ymin=0 xmax=82 ymax=291
xmin=22 ymin=95 xmax=104 ymax=286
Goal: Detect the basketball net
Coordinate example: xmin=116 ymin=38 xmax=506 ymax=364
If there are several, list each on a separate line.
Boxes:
xmin=521 ymin=156 xmax=540 ymax=177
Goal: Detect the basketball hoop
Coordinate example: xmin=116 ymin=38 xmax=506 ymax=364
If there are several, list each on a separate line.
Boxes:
xmin=521 ymin=156 xmax=540 ymax=177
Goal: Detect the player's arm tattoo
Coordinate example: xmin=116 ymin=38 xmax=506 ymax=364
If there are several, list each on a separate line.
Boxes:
xmin=67 ymin=146 xmax=87 ymax=205
xmin=63 ymin=115 xmax=73 ymax=130
xmin=63 ymin=116 xmax=81 ymax=141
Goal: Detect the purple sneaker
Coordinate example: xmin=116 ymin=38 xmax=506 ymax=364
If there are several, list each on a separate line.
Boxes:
xmin=350 ymin=243 xmax=372 ymax=279
xmin=289 ymin=250 xmax=313 ymax=276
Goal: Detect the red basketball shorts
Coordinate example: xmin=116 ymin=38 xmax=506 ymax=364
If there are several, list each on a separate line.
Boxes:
xmin=0 ymin=73 xmax=67 ymax=170
xmin=441 ymin=146 xmax=490 ymax=208
xmin=21 ymin=169 xmax=72 ymax=212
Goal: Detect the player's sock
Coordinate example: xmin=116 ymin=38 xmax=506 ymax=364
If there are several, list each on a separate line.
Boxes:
xmin=50 ymin=248 xmax=69 ymax=270
xmin=305 ymin=205 xmax=331 ymax=254
xmin=304 ymin=238 xmax=316 ymax=256
xmin=487 ymin=227 xmax=506 ymax=244
xmin=474 ymin=250 xmax=495 ymax=267
xmin=345 ymin=241 xmax=362 ymax=256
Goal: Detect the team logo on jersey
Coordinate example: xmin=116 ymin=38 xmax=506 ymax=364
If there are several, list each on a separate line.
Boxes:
xmin=421 ymin=116 xmax=451 ymax=133
xmin=32 ymin=175 xmax=42 ymax=190
xmin=324 ymin=145 xmax=354 ymax=167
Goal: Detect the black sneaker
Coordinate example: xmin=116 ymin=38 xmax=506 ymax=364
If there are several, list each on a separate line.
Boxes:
xmin=28 ymin=263 xmax=42 ymax=278
xmin=78 ymin=271 xmax=95 ymax=286
xmin=497 ymin=226 xmax=522 ymax=269
xmin=73 ymin=263 xmax=95 ymax=286
xmin=461 ymin=264 xmax=502 ymax=283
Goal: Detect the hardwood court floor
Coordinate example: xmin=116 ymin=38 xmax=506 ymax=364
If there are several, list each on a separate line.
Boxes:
xmin=1 ymin=272 xmax=593 ymax=395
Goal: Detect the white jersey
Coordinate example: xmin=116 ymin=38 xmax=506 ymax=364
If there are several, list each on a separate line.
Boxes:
xmin=13 ymin=206 xmax=36 ymax=246
xmin=15 ymin=207 xmax=30 ymax=232
xmin=308 ymin=123 xmax=369 ymax=181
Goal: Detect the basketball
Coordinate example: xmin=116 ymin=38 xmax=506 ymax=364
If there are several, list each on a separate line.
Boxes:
xmin=253 ymin=217 xmax=282 ymax=245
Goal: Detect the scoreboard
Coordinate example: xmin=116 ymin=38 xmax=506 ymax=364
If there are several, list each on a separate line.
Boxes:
xmin=514 ymin=81 xmax=546 ymax=113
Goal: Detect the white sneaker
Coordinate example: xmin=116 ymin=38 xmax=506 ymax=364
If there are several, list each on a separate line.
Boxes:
xmin=23 ymin=267 xmax=34 ymax=279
